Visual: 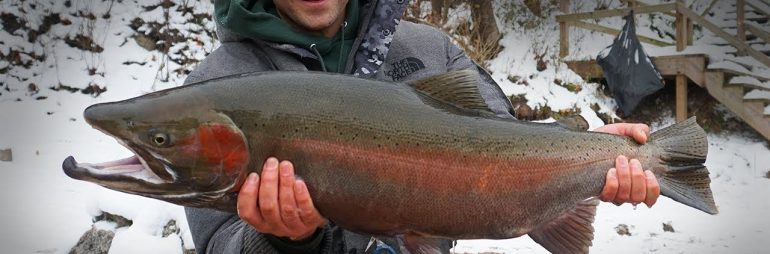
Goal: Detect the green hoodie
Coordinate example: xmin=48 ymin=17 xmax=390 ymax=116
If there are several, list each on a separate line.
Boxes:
xmin=215 ymin=0 xmax=360 ymax=73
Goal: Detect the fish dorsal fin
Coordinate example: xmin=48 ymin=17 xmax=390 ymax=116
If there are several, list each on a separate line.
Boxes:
xmin=407 ymin=70 xmax=495 ymax=114
xmin=528 ymin=198 xmax=599 ymax=254
xmin=554 ymin=115 xmax=590 ymax=131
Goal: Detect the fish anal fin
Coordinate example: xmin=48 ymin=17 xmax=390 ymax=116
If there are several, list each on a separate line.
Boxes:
xmin=397 ymin=233 xmax=448 ymax=254
xmin=528 ymin=198 xmax=599 ymax=254
xmin=407 ymin=70 xmax=494 ymax=114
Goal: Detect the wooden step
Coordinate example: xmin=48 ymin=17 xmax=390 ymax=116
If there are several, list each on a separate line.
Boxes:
xmin=711 ymin=38 xmax=766 ymax=46
xmin=708 ymin=61 xmax=770 ymax=81
xmin=744 ymin=89 xmax=770 ymax=101
xmin=747 ymin=0 xmax=770 ymax=16
xmin=724 ymin=10 xmax=766 ymax=16
xmin=722 ymin=12 xmax=767 ymax=21
xmin=729 ymin=76 xmax=770 ymax=89
xmin=725 ymin=44 xmax=770 ymax=56
xmin=718 ymin=18 xmax=768 ymax=25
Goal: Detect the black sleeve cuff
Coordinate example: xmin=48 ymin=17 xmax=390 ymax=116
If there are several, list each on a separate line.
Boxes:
xmin=263 ymin=228 xmax=326 ymax=254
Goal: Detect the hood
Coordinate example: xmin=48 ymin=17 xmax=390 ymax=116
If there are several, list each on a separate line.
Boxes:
xmin=213 ymin=0 xmax=408 ymax=76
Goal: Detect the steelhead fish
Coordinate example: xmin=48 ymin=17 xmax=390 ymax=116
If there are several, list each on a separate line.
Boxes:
xmin=63 ymin=70 xmax=717 ymax=253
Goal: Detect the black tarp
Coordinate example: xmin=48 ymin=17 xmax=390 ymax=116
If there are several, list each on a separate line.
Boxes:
xmin=597 ymin=13 xmax=664 ymax=116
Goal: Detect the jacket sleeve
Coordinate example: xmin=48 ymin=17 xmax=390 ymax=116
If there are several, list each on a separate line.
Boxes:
xmin=185 ymin=207 xmax=332 ymax=254
xmin=444 ymin=37 xmax=515 ymax=119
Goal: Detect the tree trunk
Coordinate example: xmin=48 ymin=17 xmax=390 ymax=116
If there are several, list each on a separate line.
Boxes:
xmin=524 ymin=0 xmax=544 ymax=17
xmin=470 ymin=1 xmax=500 ymax=49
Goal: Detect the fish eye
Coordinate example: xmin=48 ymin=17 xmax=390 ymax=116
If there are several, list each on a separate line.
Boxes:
xmin=152 ymin=132 xmax=170 ymax=146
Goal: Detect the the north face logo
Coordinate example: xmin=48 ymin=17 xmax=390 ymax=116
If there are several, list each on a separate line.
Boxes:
xmin=386 ymin=57 xmax=425 ymax=81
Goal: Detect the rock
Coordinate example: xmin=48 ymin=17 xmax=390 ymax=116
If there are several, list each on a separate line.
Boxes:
xmin=162 ymin=220 xmax=196 ymax=253
xmin=64 ymin=34 xmax=104 ymax=53
xmin=69 ymin=226 xmax=115 ymax=254
xmin=615 ymin=224 xmax=631 ymax=236
xmin=663 ymin=222 xmax=675 ymax=232
xmin=93 ymin=212 xmax=132 ymax=228
xmin=162 ymin=220 xmax=180 ymax=237
xmin=133 ymin=33 xmax=157 ymax=51
xmin=511 ymin=101 xmax=533 ymax=120
xmin=0 ymin=148 xmax=11 ymax=162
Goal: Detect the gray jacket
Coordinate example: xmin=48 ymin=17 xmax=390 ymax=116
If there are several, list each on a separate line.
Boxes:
xmin=184 ymin=1 xmax=513 ymax=253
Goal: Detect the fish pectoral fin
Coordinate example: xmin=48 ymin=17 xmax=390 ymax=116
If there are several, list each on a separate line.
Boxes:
xmin=528 ymin=198 xmax=599 ymax=254
xmin=407 ymin=70 xmax=495 ymax=114
xmin=396 ymin=233 xmax=450 ymax=254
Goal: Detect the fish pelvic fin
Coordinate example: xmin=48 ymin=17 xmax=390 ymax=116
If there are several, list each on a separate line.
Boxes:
xmin=528 ymin=198 xmax=599 ymax=254
xmin=396 ymin=233 xmax=451 ymax=254
xmin=650 ymin=117 xmax=718 ymax=215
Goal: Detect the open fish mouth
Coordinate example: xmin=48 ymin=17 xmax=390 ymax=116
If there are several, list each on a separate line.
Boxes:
xmin=62 ymin=143 xmax=173 ymax=185
xmin=63 ymin=155 xmax=166 ymax=184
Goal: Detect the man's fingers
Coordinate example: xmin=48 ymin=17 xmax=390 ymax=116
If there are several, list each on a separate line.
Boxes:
xmin=633 ymin=124 xmax=650 ymax=144
xmin=629 ymin=159 xmax=646 ymax=204
xmin=621 ymin=124 xmax=649 ymax=144
xmin=644 ymin=170 xmax=661 ymax=208
xmin=237 ymin=172 xmax=264 ymax=229
xmin=259 ymin=157 xmax=287 ymax=232
xmin=614 ymin=155 xmax=631 ymax=204
xmin=600 ymin=168 xmax=618 ymax=202
xmin=596 ymin=123 xmax=650 ymax=144
xmin=277 ymin=160 xmax=304 ymax=231
xmin=295 ymin=180 xmax=326 ymax=226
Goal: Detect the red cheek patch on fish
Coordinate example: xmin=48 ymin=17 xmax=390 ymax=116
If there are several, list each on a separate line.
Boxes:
xmin=181 ymin=123 xmax=248 ymax=174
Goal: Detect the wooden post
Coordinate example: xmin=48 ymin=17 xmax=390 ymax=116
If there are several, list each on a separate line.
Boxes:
xmin=675 ymin=1 xmax=687 ymax=52
xmin=675 ymin=0 xmax=688 ymax=122
xmin=687 ymin=19 xmax=694 ymax=45
xmin=676 ymin=75 xmax=688 ymax=122
xmin=628 ymin=0 xmax=637 ymax=26
xmin=559 ymin=0 xmax=570 ymax=58
xmin=682 ymin=0 xmax=693 ymax=45
xmin=737 ymin=0 xmax=746 ymax=56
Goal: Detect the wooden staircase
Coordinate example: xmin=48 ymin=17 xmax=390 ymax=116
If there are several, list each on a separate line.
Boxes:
xmin=704 ymin=67 xmax=770 ymax=140
xmin=686 ymin=0 xmax=770 ymax=140
xmin=557 ymin=0 xmax=770 ymax=141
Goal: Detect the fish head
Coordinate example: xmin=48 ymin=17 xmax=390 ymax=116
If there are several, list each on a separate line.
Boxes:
xmin=63 ymin=92 xmax=250 ymax=207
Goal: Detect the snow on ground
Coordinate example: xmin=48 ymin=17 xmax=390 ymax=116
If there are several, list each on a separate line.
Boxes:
xmin=1 ymin=0 xmax=769 ymax=253
xmin=0 ymin=70 xmax=194 ymax=253
xmin=0 ymin=0 xmax=211 ymax=253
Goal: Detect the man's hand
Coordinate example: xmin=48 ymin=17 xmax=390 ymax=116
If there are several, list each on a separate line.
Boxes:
xmin=237 ymin=157 xmax=327 ymax=241
xmin=593 ymin=123 xmax=660 ymax=208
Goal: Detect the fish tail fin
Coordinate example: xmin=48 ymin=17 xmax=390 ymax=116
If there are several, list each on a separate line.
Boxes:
xmin=649 ymin=117 xmax=718 ymax=214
